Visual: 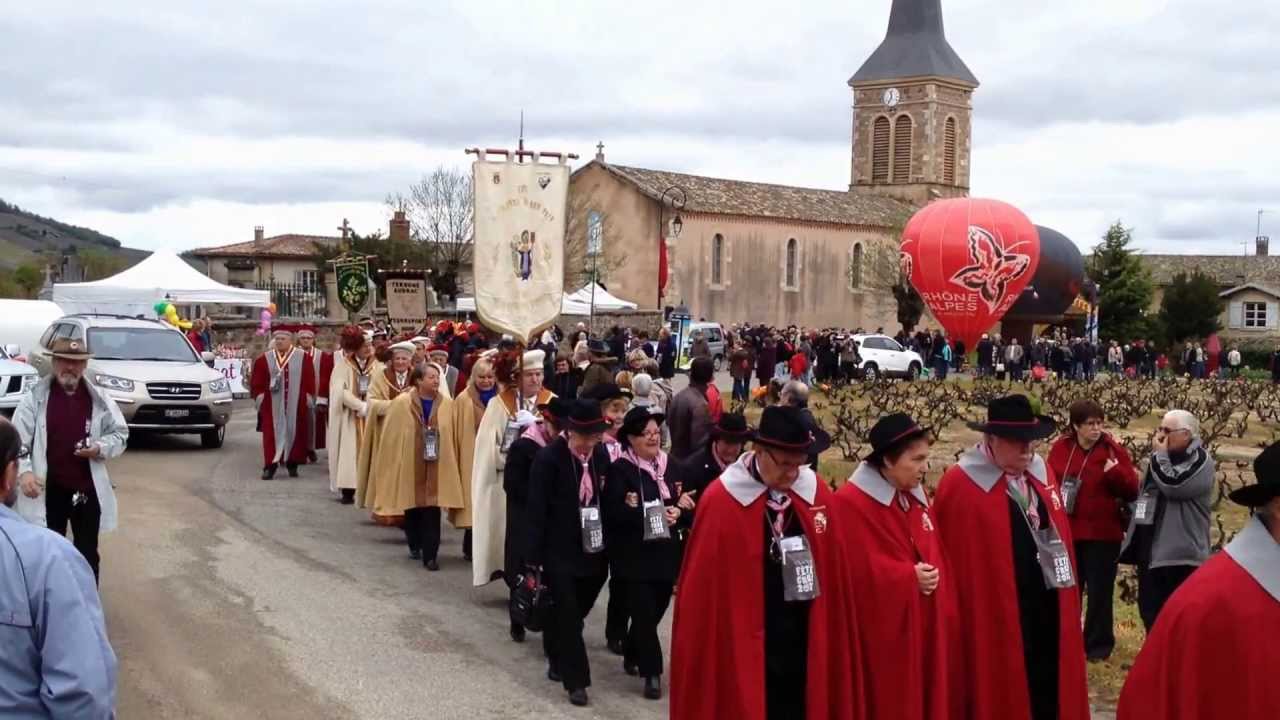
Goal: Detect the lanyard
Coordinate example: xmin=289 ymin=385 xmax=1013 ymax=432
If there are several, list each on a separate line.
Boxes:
xmin=1064 ymin=440 xmax=1096 ymax=479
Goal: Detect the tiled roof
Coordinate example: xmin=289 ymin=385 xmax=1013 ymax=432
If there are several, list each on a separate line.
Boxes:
xmin=1137 ymin=254 xmax=1280 ymax=286
xmin=596 ymin=162 xmax=915 ymax=228
xmin=192 ymin=234 xmax=341 ymax=258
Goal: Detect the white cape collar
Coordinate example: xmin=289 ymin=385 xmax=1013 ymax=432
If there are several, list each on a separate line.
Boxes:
xmin=957 ymin=442 xmax=1049 ymax=493
xmin=1225 ymin=515 xmax=1280 ymax=604
xmin=720 ymin=452 xmax=818 ymax=507
xmin=849 ymin=462 xmax=928 ymax=507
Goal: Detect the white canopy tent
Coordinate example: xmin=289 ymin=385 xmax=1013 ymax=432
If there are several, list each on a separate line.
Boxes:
xmin=53 ymin=249 xmax=271 ymax=317
xmin=455 ymin=282 xmax=637 ymax=317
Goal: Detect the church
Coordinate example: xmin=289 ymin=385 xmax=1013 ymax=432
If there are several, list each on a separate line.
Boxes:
xmin=567 ymin=0 xmax=976 ymax=329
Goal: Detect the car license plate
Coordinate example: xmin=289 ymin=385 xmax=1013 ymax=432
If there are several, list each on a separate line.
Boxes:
xmin=165 ymin=409 xmax=190 ymax=419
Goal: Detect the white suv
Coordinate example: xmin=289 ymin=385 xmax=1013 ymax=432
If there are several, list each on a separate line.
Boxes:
xmin=852 ymin=334 xmax=924 ymax=381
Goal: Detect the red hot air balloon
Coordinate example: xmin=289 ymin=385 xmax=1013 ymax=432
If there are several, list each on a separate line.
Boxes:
xmin=899 ymin=198 xmax=1040 ymax=349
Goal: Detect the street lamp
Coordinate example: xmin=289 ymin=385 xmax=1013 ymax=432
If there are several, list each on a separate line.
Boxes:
xmin=658 ymin=185 xmax=687 ymax=310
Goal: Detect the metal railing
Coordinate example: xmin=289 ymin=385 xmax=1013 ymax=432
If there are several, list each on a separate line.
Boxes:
xmin=254 ymin=280 xmax=329 ymax=319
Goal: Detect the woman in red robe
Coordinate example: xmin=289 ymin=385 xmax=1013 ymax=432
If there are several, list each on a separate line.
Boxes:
xmin=836 ymin=413 xmax=953 ymax=720
xmin=933 ymin=394 xmax=1089 ymax=720
xmin=1118 ymin=440 xmax=1280 ymax=719
xmin=671 ymin=404 xmax=862 ymax=720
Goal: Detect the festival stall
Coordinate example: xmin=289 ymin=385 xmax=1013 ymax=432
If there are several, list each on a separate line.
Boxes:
xmin=53 ymin=249 xmax=271 ymax=318
xmin=455 ymin=281 xmax=637 ymax=316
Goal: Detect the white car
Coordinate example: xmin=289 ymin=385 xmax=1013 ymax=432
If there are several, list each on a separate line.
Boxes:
xmin=0 ymin=344 xmax=40 ymax=417
xmin=852 ymin=334 xmax=924 ymax=381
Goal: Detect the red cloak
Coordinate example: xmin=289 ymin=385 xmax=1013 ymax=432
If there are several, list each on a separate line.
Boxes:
xmin=835 ymin=464 xmax=954 ymax=720
xmin=250 ymin=350 xmax=315 ymax=466
xmin=670 ymin=459 xmax=862 ymax=720
xmin=306 ymin=349 xmax=334 ymax=451
xmin=932 ymin=449 xmax=1089 ymax=720
xmin=1118 ymin=518 xmax=1280 ymax=719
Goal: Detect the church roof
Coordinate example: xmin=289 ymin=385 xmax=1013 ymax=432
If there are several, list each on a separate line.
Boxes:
xmin=1138 ymin=253 xmax=1280 ymax=286
xmin=596 ymin=162 xmax=914 ymax=229
xmin=850 ymin=0 xmax=979 ymax=87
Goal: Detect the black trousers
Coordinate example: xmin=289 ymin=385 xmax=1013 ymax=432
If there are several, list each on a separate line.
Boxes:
xmin=1137 ymin=564 xmax=1197 ymax=632
xmin=543 ymin=571 xmax=608 ymax=692
xmin=1074 ymin=540 xmax=1120 ymax=659
xmin=625 ymin=579 xmax=674 ymax=677
xmin=46 ymin=480 xmax=101 ymax=583
xmin=403 ymin=507 xmax=442 ymax=562
xmin=605 ymin=575 xmax=630 ymax=644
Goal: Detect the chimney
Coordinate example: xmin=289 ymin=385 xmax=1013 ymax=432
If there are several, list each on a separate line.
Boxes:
xmin=1257 ymin=236 xmax=1270 ymax=256
xmin=389 ymin=210 xmax=411 ymax=243
xmin=254 ymin=225 xmax=265 ymax=246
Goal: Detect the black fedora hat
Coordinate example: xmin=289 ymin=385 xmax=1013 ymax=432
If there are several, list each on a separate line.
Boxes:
xmin=563 ymin=399 xmax=612 ymax=435
xmin=579 ymin=382 xmax=625 ymax=403
xmin=538 ymin=397 xmax=573 ymax=422
xmin=966 ymin=394 xmax=1057 ymax=441
xmin=618 ymin=406 xmax=666 ymax=446
xmin=587 ymin=339 xmax=612 ymax=356
xmin=1229 ymin=441 xmax=1280 ymax=508
xmin=711 ymin=413 xmax=755 ymax=442
xmin=866 ymin=413 xmax=931 ymax=463
xmin=753 ymin=405 xmax=814 ymax=453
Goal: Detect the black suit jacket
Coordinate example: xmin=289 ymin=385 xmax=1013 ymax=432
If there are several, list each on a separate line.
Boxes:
xmin=526 ymin=437 xmax=611 ymax=578
xmin=602 ymin=456 xmax=685 ymax=582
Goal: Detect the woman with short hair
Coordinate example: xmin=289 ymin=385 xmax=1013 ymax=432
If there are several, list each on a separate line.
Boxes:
xmin=1047 ymin=399 xmax=1138 ymax=660
xmin=836 ymin=413 xmax=952 ymax=720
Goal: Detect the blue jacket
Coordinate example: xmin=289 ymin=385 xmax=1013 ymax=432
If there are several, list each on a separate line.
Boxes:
xmin=0 ymin=504 xmax=117 ymax=718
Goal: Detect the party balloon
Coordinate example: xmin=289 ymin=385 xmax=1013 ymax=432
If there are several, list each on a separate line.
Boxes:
xmin=268 ymin=302 xmax=278 ymax=315
xmin=899 ymin=198 xmax=1040 ymax=349
xmin=1005 ymin=225 xmax=1083 ymax=319
xmin=153 ymin=301 xmax=168 ymax=316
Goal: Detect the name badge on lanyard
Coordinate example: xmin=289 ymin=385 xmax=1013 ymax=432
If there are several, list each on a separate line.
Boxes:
xmin=1133 ymin=489 xmax=1158 ymax=525
xmin=1060 ymin=475 xmax=1081 ymax=514
xmin=501 ymin=420 xmax=521 ymax=454
xmin=357 ymin=375 xmax=370 ymax=397
xmin=780 ymin=535 xmax=821 ymax=602
xmin=642 ymin=500 xmax=670 ymax=542
xmin=422 ymin=426 xmax=439 ymax=462
xmin=270 ymin=372 xmax=283 ymax=393
xmin=580 ymin=506 xmax=605 ymax=554
xmin=1033 ymin=524 xmax=1076 ymax=589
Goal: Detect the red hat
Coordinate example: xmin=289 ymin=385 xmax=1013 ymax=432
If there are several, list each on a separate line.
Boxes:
xmin=438 ymin=320 xmax=454 ymax=334
xmin=467 ymin=322 xmax=482 ymax=335
xmin=426 ymin=343 xmax=449 ymax=354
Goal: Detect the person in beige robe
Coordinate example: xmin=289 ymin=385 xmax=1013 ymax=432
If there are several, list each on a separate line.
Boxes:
xmin=364 ymin=363 xmax=463 ymax=569
xmin=471 ymin=348 xmax=555 ymax=586
xmin=451 ymin=357 xmax=500 ymax=561
xmin=328 ymin=327 xmax=375 ymax=504
xmin=355 ymin=341 xmax=415 ymax=525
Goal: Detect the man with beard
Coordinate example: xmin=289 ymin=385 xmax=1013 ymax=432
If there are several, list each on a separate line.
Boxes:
xmin=471 ymin=348 xmax=555 ymax=587
xmin=933 ymin=395 xmax=1089 ymax=720
xmin=14 ymin=338 xmax=128 ymax=583
xmin=250 ymin=328 xmax=316 ymax=479
xmin=0 ymin=416 xmax=119 ymax=718
xmin=296 ymin=326 xmax=333 ymax=462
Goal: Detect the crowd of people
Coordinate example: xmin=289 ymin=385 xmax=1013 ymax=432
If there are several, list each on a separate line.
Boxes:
xmin=1 ymin=316 xmax=1278 ymax=718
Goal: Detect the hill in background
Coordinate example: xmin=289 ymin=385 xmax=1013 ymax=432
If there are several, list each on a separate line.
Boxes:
xmin=0 ymin=198 xmax=148 ymax=297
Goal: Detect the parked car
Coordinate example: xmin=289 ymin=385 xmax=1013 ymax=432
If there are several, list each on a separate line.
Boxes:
xmin=851 ymin=333 xmax=923 ymax=381
xmin=0 ymin=344 xmax=39 ymax=418
xmin=680 ymin=321 xmax=727 ymax=371
xmin=29 ymin=314 xmax=233 ymax=448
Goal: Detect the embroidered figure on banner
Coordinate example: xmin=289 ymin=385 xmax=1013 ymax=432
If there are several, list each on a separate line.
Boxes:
xmin=512 ymin=230 xmax=536 ymax=281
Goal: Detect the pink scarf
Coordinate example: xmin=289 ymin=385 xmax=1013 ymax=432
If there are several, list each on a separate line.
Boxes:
xmin=572 ymin=447 xmax=594 ymax=505
xmin=625 ymin=449 xmax=671 ymax=500
xmin=522 ymin=422 xmax=550 ymax=448
xmin=603 ymin=435 xmax=623 ymax=462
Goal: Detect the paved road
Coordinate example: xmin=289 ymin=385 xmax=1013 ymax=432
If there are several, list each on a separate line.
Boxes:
xmin=101 ymin=405 xmax=669 ymax=719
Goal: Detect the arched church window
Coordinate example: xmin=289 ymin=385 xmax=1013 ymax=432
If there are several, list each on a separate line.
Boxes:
xmin=711 ymin=233 xmax=724 ymax=285
xmin=893 ymin=115 xmax=912 ymax=183
xmin=871 ymin=117 xmax=891 ymax=183
xmin=785 ymin=238 xmax=798 ymax=288
xmin=944 ymin=117 xmax=958 ymax=185
xmin=850 ymin=242 xmax=864 ymax=289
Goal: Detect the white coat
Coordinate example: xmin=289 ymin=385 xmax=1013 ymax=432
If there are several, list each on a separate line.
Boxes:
xmin=327 ymin=353 xmax=369 ymax=493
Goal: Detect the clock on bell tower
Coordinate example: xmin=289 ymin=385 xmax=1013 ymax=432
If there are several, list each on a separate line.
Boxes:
xmin=848 ymin=0 xmax=978 ymax=206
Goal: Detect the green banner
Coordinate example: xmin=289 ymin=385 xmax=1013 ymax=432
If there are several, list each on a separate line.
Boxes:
xmin=335 ymin=259 xmax=370 ymax=315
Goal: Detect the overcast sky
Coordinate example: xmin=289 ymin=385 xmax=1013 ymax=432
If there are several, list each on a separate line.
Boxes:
xmin=1 ymin=0 xmax=1276 ymax=255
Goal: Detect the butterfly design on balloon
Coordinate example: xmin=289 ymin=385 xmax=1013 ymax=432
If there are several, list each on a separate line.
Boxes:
xmin=949 ymin=226 xmax=1032 ymax=313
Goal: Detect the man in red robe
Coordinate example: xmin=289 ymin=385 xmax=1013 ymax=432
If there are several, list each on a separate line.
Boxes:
xmin=933 ymin=394 xmax=1089 ymax=720
xmin=297 ymin=326 xmax=333 ymax=460
xmin=671 ymin=404 xmax=862 ymax=720
xmin=250 ymin=328 xmax=315 ymax=479
xmin=1118 ymin=440 xmax=1280 ymax=719
xmin=836 ymin=413 xmax=953 ymax=720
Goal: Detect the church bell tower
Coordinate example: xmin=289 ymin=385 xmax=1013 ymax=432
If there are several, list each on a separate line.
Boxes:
xmin=848 ymin=0 xmax=978 ymax=206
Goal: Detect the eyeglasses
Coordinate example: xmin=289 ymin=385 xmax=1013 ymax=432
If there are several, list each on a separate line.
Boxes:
xmin=763 ymin=448 xmax=808 ymax=470
xmin=1157 ymin=426 xmax=1188 ymax=435
xmin=638 ymin=430 xmax=662 ymax=439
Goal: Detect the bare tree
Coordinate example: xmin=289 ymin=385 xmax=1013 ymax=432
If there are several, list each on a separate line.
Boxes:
xmin=563 ymin=188 xmax=628 ymax=291
xmin=387 ymin=165 xmax=474 ymax=299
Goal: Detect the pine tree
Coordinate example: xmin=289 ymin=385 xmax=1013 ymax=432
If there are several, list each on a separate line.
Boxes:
xmin=1086 ymin=221 xmax=1155 ymax=342
xmin=1158 ymin=271 xmax=1224 ymax=343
